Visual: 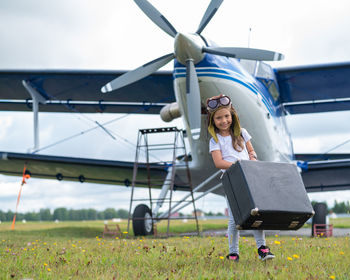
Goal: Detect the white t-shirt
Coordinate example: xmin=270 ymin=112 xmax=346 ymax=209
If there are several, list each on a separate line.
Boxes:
xmin=209 ymin=128 xmax=251 ymax=167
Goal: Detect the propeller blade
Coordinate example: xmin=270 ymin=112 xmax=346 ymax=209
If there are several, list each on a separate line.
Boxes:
xmin=101 ymin=53 xmax=174 ymax=93
xmin=196 ymin=0 xmax=223 ymax=34
xmin=134 ymin=0 xmax=177 ymax=38
xmin=186 ymin=59 xmax=201 ymax=140
xmin=203 ymin=46 xmax=284 ymax=61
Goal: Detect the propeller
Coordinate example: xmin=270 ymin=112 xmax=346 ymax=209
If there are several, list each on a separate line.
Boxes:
xmin=203 ymin=46 xmax=284 ymax=61
xmin=196 ymin=0 xmax=224 ymax=34
xmin=101 ymin=0 xmax=285 ymax=141
xmin=186 ymin=59 xmax=201 ymax=140
xmin=101 ymin=53 xmax=174 ymax=93
xmin=134 ymin=0 xmax=177 ymax=38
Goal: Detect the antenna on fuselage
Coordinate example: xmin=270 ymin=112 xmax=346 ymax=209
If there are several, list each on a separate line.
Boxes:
xmin=248 ymin=27 xmax=252 ymax=48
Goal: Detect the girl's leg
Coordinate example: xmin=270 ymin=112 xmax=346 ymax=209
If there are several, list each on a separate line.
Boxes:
xmin=226 ymin=198 xmax=239 ymax=254
xmin=252 ymin=230 xmax=266 ymax=249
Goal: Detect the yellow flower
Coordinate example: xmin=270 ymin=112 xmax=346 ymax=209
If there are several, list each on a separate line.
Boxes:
xmin=242 ymin=237 xmax=246 ymax=240
xmin=293 ymin=254 xmax=300 ymax=259
xmin=115 ymin=237 xmax=119 ymax=240
xmin=123 ymin=231 xmax=128 ymax=234
xmin=47 ymin=268 xmax=51 ymax=272
xmin=330 ymin=276 xmax=335 ymax=279
xmin=219 ymin=256 xmax=224 ymax=260
xmin=274 ymin=241 xmax=281 ymax=245
xmin=275 ymin=234 xmax=279 ymax=237
xmin=339 ymin=251 xmax=344 ymax=255
xmin=82 ymin=250 xmax=86 ymax=253
xmin=43 ymin=242 xmax=47 ymax=245
xmin=44 ymin=263 xmax=48 ymax=266
xmin=287 ymin=257 xmax=293 ymax=261
xmin=72 ymin=244 xmax=76 ymax=247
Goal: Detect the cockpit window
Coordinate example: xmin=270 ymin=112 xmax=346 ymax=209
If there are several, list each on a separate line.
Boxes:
xmin=255 ymin=62 xmax=280 ymax=101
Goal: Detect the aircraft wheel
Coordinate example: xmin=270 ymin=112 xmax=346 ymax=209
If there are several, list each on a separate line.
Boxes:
xmin=132 ymin=204 xmax=154 ymax=236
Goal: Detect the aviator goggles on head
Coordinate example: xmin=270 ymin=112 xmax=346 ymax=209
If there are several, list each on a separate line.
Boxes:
xmin=206 ymin=95 xmax=232 ymax=112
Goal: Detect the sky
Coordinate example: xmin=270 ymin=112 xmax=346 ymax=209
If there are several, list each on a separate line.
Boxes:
xmin=0 ymin=0 xmax=350 ymax=214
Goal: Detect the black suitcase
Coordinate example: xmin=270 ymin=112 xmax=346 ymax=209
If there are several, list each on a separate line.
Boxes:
xmin=222 ymin=160 xmax=314 ymax=230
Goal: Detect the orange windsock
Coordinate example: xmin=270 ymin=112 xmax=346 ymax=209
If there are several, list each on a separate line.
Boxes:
xmin=11 ymin=164 xmax=30 ymax=230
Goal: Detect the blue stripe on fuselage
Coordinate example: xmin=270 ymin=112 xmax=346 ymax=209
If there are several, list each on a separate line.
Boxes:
xmin=173 ymin=54 xmax=279 ymax=117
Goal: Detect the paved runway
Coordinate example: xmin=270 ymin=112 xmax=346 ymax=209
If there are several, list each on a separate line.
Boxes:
xmin=202 ymin=227 xmax=350 ymax=237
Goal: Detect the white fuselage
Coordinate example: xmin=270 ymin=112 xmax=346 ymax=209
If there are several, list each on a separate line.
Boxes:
xmin=172 ymin=55 xmax=293 ymax=194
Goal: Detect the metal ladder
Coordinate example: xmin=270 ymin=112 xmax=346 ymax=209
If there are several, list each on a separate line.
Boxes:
xmin=127 ymin=127 xmax=199 ymax=237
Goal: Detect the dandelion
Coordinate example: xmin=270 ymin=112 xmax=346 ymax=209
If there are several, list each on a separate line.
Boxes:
xmin=47 ymin=268 xmax=51 ymax=272
xmin=123 ymin=231 xmax=128 ymax=234
xmin=274 ymin=241 xmax=281 ymax=245
xmin=219 ymin=256 xmax=224 ymax=260
xmin=44 ymin=263 xmax=48 ymax=266
xmin=43 ymin=242 xmax=47 ymax=245
xmin=287 ymin=257 xmax=293 ymax=261
xmin=339 ymin=251 xmax=344 ymax=255
xmin=293 ymin=254 xmax=300 ymax=259
xmin=82 ymin=250 xmax=86 ymax=253
xmin=242 ymin=237 xmax=246 ymax=240
xmin=330 ymin=276 xmax=335 ymax=279
xmin=115 ymin=237 xmax=119 ymax=240
xmin=275 ymin=234 xmax=279 ymax=238
xmin=72 ymin=244 xmax=76 ymax=248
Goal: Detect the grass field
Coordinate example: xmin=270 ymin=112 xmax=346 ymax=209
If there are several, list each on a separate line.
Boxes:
xmin=0 ymin=220 xmax=349 ymax=279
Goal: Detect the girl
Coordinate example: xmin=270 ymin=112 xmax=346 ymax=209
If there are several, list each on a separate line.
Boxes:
xmin=207 ymin=94 xmax=275 ymax=262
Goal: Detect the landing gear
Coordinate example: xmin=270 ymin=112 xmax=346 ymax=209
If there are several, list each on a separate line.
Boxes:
xmin=132 ymin=204 xmax=154 ymax=236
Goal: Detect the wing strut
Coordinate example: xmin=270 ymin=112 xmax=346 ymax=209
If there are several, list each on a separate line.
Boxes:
xmin=22 ymin=80 xmax=48 ymax=152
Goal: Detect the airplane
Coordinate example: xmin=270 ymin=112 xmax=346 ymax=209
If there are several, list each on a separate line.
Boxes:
xmin=1 ymin=0 xmax=350 ymax=236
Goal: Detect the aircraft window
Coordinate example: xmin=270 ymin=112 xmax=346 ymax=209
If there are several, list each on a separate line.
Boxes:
xmin=259 ymin=79 xmax=280 ymax=101
xmin=239 ymin=59 xmax=258 ymax=76
xmin=256 ymin=62 xmax=279 ymax=101
xmin=268 ymin=81 xmax=279 ymax=101
xmin=256 ymin=62 xmax=274 ymax=80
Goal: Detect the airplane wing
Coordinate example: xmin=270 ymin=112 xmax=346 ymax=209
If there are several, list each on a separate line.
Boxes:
xmin=275 ymin=62 xmax=350 ymax=114
xmin=296 ymin=158 xmax=350 ymax=192
xmin=0 ymin=69 xmax=174 ymax=114
xmin=0 ymin=151 xmax=192 ymax=191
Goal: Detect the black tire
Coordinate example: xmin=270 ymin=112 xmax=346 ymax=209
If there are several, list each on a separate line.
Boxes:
xmin=312 ymin=203 xmax=328 ymax=236
xmin=132 ymin=204 xmax=154 ymax=236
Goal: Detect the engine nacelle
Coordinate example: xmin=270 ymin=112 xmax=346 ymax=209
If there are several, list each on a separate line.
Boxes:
xmin=160 ymin=102 xmax=181 ymax=122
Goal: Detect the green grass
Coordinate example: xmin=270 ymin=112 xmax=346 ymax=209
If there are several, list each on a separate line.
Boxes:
xmin=330 ymin=217 xmax=350 ymax=228
xmin=0 ymin=221 xmax=349 ymax=279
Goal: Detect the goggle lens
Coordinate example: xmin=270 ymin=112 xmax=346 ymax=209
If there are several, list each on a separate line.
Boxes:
xmin=207 ymin=96 xmax=231 ymax=109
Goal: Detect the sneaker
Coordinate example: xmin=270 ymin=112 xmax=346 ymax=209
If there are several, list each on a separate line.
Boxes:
xmin=226 ymin=253 xmax=239 ymax=262
xmin=258 ymin=245 xmax=275 ymax=261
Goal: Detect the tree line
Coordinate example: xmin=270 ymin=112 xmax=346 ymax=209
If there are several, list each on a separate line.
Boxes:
xmin=311 ymin=200 xmax=350 ymax=214
xmin=0 ymin=208 xmax=129 ymax=222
